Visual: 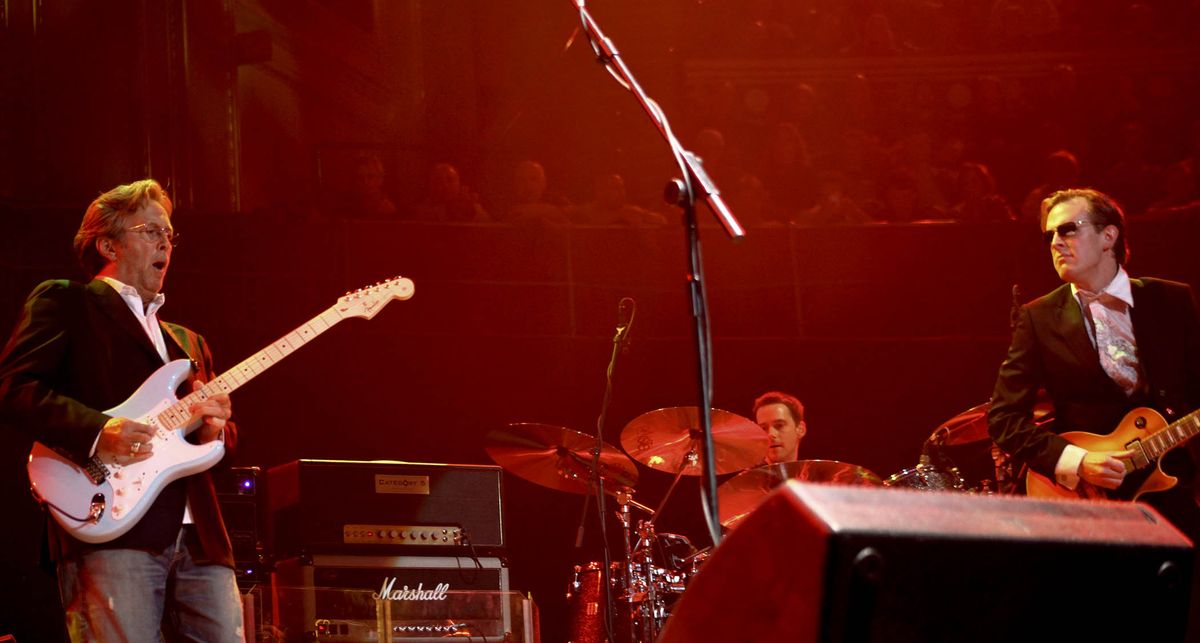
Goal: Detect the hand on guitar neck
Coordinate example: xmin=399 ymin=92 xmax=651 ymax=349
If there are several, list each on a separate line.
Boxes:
xmin=187 ymin=379 xmax=231 ymax=444
xmin=1027 ymin=405 xmax=1200 ymax=501
xmin=96 ymin=380 xmax=230 ymax=466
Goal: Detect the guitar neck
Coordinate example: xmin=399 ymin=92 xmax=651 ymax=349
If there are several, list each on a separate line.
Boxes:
xmin=158 ymin=303 xmax=349 ymax=431
xmin=1140 ymin=408 xmax=1200 ymax=463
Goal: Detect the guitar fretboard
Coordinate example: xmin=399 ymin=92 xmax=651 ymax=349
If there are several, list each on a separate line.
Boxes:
xmin=154 ymin=305 xmax=348 ymax=431
xmin=1138 ymin=409 xmax=1200 ymax=463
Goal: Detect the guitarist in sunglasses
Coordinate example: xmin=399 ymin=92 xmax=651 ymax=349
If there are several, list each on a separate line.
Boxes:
xmin=0 ymin=179 xmax=243 ymax=641
xmin=988 ymin=188 xmax=1200 ymax=540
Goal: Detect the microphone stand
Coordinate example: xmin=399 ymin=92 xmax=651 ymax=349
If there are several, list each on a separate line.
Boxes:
xmin=586 ymin=298 xmax=634 ymax=640
xmin=571 ymin=0 xmax=744 ymax=547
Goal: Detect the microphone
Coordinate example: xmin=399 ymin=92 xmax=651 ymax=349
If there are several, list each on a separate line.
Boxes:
xmin=616 ymin=297 xmax=636 ymax=344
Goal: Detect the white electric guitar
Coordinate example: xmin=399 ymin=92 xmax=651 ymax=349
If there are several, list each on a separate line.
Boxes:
xmin=27 ymin=276 xmax=415 ymax=543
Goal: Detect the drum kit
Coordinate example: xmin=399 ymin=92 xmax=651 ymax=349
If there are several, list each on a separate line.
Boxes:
xmin=484 ymin=398 xmax=1051 ymax=642
xmin=485 ymin=407 xmax=883 ymax=642
xmin=884 ymin=393 xmax=1054 ymax=495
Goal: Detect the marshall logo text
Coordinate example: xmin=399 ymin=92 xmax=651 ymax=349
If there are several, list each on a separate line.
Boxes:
xmin=375 ymin=577 xmax=450 ymax=601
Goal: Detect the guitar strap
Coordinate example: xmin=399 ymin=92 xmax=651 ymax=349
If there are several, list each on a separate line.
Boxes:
xmin=159 ymin=323 xmax=199 ymax=374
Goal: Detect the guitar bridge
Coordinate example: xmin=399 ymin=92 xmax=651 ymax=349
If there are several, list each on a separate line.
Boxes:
xmin=84 ymin=456 xmax=109 ymax=485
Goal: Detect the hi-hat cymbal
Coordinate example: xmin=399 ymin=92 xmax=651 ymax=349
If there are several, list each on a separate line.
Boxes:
xmin=485 ymin=423 xmax=638 ymax=495
xmin=717 ymin=460 xmax=883 ymax=528
xmin=620 ymin=407 xmax=767 ymax=476
xmin=932 ymin=391 xmax=1054 ymax=446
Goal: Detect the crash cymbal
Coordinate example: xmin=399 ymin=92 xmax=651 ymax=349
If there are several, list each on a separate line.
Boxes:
xmin=932 ymin=391 xmax=1054 ymax=446
xmin=620 ymin=407 xmax=767 ymax=476
xmin=485 ymin=423 xmax=639 ymax=495
xmin=717 ymin=460 xmax=883 ymax=528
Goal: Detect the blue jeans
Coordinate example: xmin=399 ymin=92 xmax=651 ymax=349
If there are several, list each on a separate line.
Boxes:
xmin=58 ymin=526 xmax=244 ymax=642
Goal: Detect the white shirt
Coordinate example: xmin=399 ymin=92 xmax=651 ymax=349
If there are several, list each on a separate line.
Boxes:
xmin=1054 ymin=267 xmax=1138 ymax=489
xmin=97 ymin=278 xmax=194 ymax=523
xmin=99 ymin=277 xmax=169 ymax=363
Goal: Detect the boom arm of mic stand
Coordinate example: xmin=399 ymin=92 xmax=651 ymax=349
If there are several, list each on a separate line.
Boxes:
xmin=574 ymin=1 xmax=745 ymax=240
xmin=571 ymin=0 xmax=731 ymax=545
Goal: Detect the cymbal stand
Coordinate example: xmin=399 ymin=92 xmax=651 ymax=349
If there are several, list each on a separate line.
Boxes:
xmin=651 ymin=445 xmax=698 ymax=519
xmin=631 ymin=520 xmax=666 ymax=642
xmin=615 ymin=493 xmax=635 ymax=593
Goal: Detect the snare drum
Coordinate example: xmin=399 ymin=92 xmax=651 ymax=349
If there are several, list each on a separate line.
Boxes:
xmin=885 ymin=464 xmax=964 ymax=491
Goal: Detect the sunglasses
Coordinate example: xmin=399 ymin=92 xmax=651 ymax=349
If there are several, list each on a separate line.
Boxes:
xmin=1042 ymin=219 xmax=1101 ymax=245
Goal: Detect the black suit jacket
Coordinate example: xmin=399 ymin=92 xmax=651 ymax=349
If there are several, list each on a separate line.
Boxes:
xmin=0 ymin=279 xmax=236 ymax=568
xmin=988 ymin=276 xmax=1200 ymax=485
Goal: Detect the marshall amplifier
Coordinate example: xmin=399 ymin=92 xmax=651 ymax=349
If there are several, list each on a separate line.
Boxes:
xmin=271 ymin=554 xmax=536 ymax=641
xmin=267 ymin=459 xmax=504 ymax=557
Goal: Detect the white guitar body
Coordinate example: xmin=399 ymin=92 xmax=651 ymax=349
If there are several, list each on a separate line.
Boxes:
xmin=26 ymin=276 xmax=414 ymax=544
xmin=28 ymin=359 xmax=225 ymax=543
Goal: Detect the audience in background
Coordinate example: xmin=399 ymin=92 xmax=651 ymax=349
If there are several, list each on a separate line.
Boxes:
xmin=503 ymin=160 xmax=571 ymax=225
xmin=571 ymin=174 xmax=665 ymax=226
xmin=307 ymin=3 xmax=1198 ymax=228
xmin=410 ymin=162 xmax=489 ymax=223
xmin=951 ymin=163 xmax=1016 ymax=223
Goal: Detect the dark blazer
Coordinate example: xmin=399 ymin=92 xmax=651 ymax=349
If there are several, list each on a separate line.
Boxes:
xmin=0 ymin=279 xmax=237 ymax=568
xmin=988 ymin=276 xmax=1200 ymax=481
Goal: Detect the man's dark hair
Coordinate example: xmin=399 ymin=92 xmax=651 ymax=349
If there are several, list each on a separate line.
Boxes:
xmin=753 ymin=391 xmax=804 ymax=424
xmin=1040 ymin=188 xmax=1129 ymax=264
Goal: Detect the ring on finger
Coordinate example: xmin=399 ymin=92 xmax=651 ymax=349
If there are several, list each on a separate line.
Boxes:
xmin=131 ymin=441 xmax=142 ymax=456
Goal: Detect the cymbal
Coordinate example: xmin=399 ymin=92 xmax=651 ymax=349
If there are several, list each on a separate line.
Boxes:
xmin=620 ymin=407 xmax=767 ymax=476
xmin=932 ymin=391 xmax=1054 ymax=446
xmin=717 ymin=460 xmax=883 ymax=528
xmin=485 ymin=423 xmax=639 ymax=495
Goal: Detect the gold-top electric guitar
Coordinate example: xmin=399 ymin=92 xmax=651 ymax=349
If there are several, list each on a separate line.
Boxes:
xmin=27 ymin=277 xmax=414 ymax=543
xmin=1025 ymin=406 xmax=1200 ymax=501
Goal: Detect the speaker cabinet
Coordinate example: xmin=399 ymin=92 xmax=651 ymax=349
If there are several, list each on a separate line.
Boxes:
xmin=213 ymin=465 xmax=263 ymax=566
xmin=659 ymin=482 xmax=1193 ymax=643
xmin=270 ymin=554 xmax=531 ymax=642
xmin=267 ymin=459 xmax=504 ymax=558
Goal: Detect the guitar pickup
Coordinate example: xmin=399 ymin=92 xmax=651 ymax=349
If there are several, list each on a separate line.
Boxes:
xmin=1123 ymin=439 xmax=1150 ymax=470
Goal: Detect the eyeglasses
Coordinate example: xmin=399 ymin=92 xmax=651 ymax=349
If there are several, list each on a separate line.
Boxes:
xmin=1042 ymin=219 xmax=1101 ymax=245
xmin=126 ymin=223 xmax=180 ymax=247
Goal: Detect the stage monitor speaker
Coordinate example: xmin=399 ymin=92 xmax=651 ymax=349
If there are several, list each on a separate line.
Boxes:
xmin=659 ymin=482 xmax=1193 ymax=643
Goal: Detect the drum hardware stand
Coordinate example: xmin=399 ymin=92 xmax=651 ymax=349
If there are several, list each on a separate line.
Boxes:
xmin=652 ymin=447 xmax=698 ymax=519
xmin=632 ymin=520 xmax=664 ymax=642
xmin=571 ymin=0 xmax=745 ymax=549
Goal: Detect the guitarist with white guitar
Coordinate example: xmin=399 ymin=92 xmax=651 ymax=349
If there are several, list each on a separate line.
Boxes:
xmin=0 ymin=180 xmax=243 ymax=642
xmin=987 ymin=188 xmax=1200 ymax=543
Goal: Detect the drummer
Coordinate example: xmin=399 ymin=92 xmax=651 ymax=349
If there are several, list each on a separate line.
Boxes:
xmin=753 ymin=391 xmax=806 ymax=464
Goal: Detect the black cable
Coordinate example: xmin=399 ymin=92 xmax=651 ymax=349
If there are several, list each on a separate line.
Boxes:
xmin=43 ymin=500 xmax=98 ymax=523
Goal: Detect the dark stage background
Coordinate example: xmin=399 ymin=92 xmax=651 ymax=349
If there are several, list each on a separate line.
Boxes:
xmin=4 ymin=1 xmax=1200 ymax=640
